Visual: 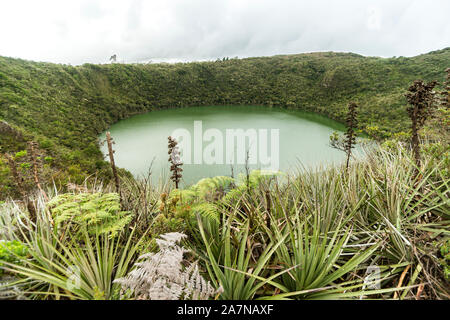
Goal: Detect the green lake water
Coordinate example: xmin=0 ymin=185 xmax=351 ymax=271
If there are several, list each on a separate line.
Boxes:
xmin=99 ymin=105 xmax=350 ymax=186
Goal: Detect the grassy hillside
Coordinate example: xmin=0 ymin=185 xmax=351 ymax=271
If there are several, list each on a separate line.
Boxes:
xmin=0 ymin=48 xmax=449 ymax=197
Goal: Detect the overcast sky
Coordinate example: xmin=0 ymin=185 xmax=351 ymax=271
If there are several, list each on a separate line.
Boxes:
xmin=0 ymin=0 xmax=449 ymax=65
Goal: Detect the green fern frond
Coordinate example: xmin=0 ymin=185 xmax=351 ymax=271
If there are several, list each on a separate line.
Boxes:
xmin=191 ymin=203 xmax=220 ymax=223
xmin=222 ymin=186 xmax=245 ymax=204
xmin=47 ymin=192 xmax=133 ymax=238
xmin=169 ymin=189 xmax=198 ymax=202
xmin=191 ymin=176 xmax=235 ymax=200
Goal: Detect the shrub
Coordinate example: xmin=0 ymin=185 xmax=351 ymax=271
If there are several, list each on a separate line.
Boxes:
xmin=0 ymin=240 xmax=28 ymax=276
xmin=440 ymin=240 xmax=450 ymax=281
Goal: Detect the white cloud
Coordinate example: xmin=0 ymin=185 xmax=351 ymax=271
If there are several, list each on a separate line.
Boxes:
xmin=0 ymin=0 xmax=448 ymax=65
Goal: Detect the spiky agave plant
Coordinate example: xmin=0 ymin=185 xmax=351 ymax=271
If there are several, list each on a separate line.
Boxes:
xmin=0 ymin=204 xmax=146 ymax=300
xmin=196 ymin=216 xmax=291 ymax=300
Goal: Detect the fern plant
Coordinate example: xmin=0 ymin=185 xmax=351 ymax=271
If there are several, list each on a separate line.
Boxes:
xmin=114 ymin=232 xmax=220 ymax=300
xmin=47 ymin=193 xmax=133 ymax=238
xmin=165 ymin=172 xmax=281 ymax=224
xmin=169 ymin=176 xmax=234 ymax=202
xmin=189 ymin=203 xmax=221 ymax=223
xmin=162 ymin=176 xmax=235 ymax=223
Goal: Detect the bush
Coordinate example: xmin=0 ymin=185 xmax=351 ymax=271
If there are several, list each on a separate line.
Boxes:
xmin=0 ymin=240 xmax=28 ymax=276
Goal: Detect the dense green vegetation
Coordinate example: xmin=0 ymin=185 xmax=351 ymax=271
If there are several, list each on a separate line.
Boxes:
xmin=0 ymin=49 xmax=448 ymax=300
xmin=0 ymin=143 xmax=448 ymax=299
xmin=1 ymin=48 xmax=449 ymax=197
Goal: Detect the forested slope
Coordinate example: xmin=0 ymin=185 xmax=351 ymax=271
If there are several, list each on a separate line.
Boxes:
xmin=0 ymin=48 xmax=449 ymax=196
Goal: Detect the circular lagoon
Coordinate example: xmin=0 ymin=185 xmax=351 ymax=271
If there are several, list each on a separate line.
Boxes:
xmin=100 ymin=105 xmax=349 ymax=185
